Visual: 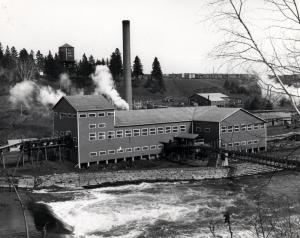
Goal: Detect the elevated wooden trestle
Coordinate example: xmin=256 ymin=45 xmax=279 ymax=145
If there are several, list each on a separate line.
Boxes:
xmin=0 ymin=136 xmax=74 ymax=168
xmin=163 ymin=144 xmax=300 ymax=171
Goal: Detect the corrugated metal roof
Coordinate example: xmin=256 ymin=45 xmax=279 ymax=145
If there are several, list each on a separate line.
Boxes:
xmin=253 ymin=112 xmax=292 ymax=120
xmin=60 ymin=43 xmax=73 ymax=48
xmin=196 ymin=93 xmax=228 ymax=102
xmin=63 ymin=95 xmax=114 ymax=111
xmin=115 ymin=106 xmax=243 ymax=126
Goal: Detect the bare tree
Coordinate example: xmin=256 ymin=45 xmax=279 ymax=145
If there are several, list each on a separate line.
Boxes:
xmin=15 ymin=56 xmax=36 ymax=82
xmin=206 ymin=0 xmax=300 ymax=115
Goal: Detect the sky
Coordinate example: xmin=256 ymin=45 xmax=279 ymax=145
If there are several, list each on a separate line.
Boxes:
xmin=0 ymin=0 xmax=266 ymax=74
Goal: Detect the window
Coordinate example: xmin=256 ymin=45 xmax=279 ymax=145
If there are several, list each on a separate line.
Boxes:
xmin=241 ymin=125 xmax=246 ymax=131
xmin=89 ymin=133 xmax=97 ymax=141
xmin=89 ymin=124 xmax=97 ymax=129
xmin=125 ymin=129 xmax=132 ymax=137
xmin=89 ymin=152 xmax=97 ymax=157
xmin=134 ymin=147 xmax=141 ymax=152
xmin=228 ymin=143 xmax=233 ymax=147
xmin=125 ymin=147 xmax=132 ymax=152
xmin=157 ymin=127 xmax=164 ymax=134
xmin=73 ymin=114 xmax=77 ymax=118
xmin=172 ymin=126 xmax=178 ymax=133
xmin=253 ymin=140 xmax=258 ymax=144
xmin=65 ymin=131 xmax=71 ymax=136
xmin=253 ymin=124 xmax=259 ymax=130
xmin=117 ymin=148 xmax=124 ymax=153
xmin=79 ymin=113 xmax=87 ymax=118
xmin=98 ymin=123 xmax=106 ymax=128
xmin=234 ymin=125 xmax=240 ymax=132
xmin=107 ymin=131 xmax=115 ymax=139
xmin=234 ymin=142 xmax=240 ymax=146
xmin=99 ymin=151 xmax=106 ymax=156
xmin=98 ymin=132 xmax=105 ymax=140
xmin=157 ymin=144 xmax=164 ymax=149
xmin=133 ymin=129 xmax=140 ymax=137
xmin=150 ymin=145 xmax=157 ymax=150
xmin=60 ymin=131 xmax=65 ymax=136
xmin=260 ymin=123 xmax=265 ymax=129
xmin=73 ymin=137 xmax=77 ymax=143
xmin=142 ymin=146 xmax=149 ymax=151
xmin=221 ymin=143 xmax=227 ymax=148
xmin=98 ymin=112 xmax=105 ymax=117
xmin=89 ymin=113 xmax=96 ymax=118
xmin=107 ymin=111 xmax=115 ymax=117
xmin=141 ymin=128 xmax=148 ymax=136
xmin=221 ymin=126 xmax=226 ymax=133
xmin=68 ymin=113 xmax=72 ymax=118
xmin=180 ymin=125 xmax=186 ymax=132
xmin=108 ymin=150 xmax=115 ymax=155
xmin=247 ymin=140 xmax=252 ymax=145
xmin=241 ymin=141 xmax=246 ymax=146
xmin=149 ymin=128 xmax=156 ymax=135
xmin=196 ymin=127 xmax=202 ymax=133
xmin=60 ymin=113 xmax=66 ymax=119
xmin=204 ymin=128 xmax=211 ymax=133
xmin=116 ymin=130 xmax=123 ymax=138
xmin=165 ymin=126 xmax=171 ymax=133
xmin=247 ymin=125 xmax=252 ymax=131
xmin=54 ymin=112 xmax=58 ymax=117
xmin=227 ymin=126 xmax=233 ymax=132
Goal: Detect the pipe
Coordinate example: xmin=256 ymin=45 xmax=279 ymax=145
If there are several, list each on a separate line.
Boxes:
xmin=122 ymin=20 xmax=132 ymax=110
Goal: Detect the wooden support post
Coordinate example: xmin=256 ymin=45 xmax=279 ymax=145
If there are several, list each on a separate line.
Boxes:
xmin=131 ymin=157 xmax=134 ymax=162
xmin=45 ymin=147 xmax=48 ymax=161
xmin=59 ymin=146 xmax=62 ymax=161
xmin=123 ymin=157 xmax=126 ymax=162
xmin=1 ymin=151 xmax=5 ymax=169
xmin=36 ymin=149 xmax=40 ymax=164
xmin=21 ymin=150 xmax=24 ymax=166
xmin=114 ymin=159 xmax=117 ymax=164
xmin=106 ymin=160 xmax=108 ymax=164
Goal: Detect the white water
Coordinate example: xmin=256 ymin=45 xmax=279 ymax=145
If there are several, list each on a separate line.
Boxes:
xmin=46 ymin=182 xmax=256 ymax=238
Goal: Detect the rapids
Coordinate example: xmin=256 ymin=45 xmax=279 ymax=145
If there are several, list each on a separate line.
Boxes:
xmin=37 ymin=171 xmax=300 ymax=238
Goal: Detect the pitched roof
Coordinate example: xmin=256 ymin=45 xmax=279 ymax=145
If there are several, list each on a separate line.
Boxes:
xmin=56 ymin=95 xmax=114 ymax=111
xmin=59 ymin=43 xmax=74 ymax=48
xmin=196 ymin=93 xmax=228 ymax=102
xmin=253 ymin=112 xmax=292 ymax=120
xmin=115 ymin=106 xmax=246 ymax=126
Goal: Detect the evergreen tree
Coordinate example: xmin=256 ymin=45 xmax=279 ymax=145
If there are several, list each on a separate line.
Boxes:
xmin=148 ymin=57 xmax=165 ymax=93
xmin=0 ymin=42 xmax=3 ymax=60
xmin=2 ymin=46 xmax=13 ymax=69
xmin=109 ymin=48 xmax=122 ymax=81
xmin=101 ymin=58 xmax=106 ymax=65
xmin=78 ymin=53 xmax=91 ymax=77
xmin=36 ymin=50 xmax=45 ymax=71
xmin=10 ymin=46 xmax=18 ymax=60
xmin=88 ymin=55 xmax=95 ymax=73
xmin=19 ymin=48 xmax=29 ymax=61
xmin=132 ymin=56 xmax=143 ymax=79
xmin=44 ymin=51 xmax=55 ymax=77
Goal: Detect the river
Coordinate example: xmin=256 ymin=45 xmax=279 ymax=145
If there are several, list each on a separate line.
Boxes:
xmin=29 ymin=171 xmax=299 ymax=238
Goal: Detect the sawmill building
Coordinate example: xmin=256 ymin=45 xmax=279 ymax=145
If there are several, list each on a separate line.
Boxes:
xmin=53 ymin=95 xmax=267 ymax=168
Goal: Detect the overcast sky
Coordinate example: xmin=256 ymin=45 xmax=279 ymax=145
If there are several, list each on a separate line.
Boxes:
xmin=0 ymin=0 xmax=260 ymax=73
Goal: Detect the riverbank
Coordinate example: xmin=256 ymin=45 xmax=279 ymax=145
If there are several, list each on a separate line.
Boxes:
xmin=0 ymin=162 xmax=282 ymax=191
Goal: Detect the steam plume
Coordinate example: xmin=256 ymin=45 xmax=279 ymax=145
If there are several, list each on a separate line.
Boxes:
xmin=9 ymin=80 xmax=65 ymax=108
xmin=257 ymin=73 xmax=300 ymax=104
xmin=59 ymin=73 xmax=72 ymax=93
xmin=91 ymin=65 xmax=129 ymax=110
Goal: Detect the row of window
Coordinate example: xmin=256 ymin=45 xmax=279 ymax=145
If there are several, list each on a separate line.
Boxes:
xmin=221 ymin=123 xmax=264 ymax=133
xmin=89 ymin=125 xmax=187 ymax=140
xmin=79 ymin=111 xmax=114 ymax=118
xmin=89 ymin=123 xmax=106 ymax=129
xmin=54 ymin=111 xmax=115 ymax=119
xmin=195 ymin=127 xmax=211 ymax=133
xmin=221 ymin=140 xmax=259 ymax=148
xmin=89 ymin=144 xmax=164 ymax=157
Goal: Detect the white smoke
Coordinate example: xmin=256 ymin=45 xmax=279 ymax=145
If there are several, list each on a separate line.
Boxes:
xmin=9 ymin=80 xmax=36 ymax=108
xmin=9 ymin=80 xmax=65 ymax=108
xmin=91 ymin=65 xmax=129 ymax=110
xmin=59 ymin=73 xmax=72 ymax=93
xmin=257 ymin=73 xmax=300 ymax=105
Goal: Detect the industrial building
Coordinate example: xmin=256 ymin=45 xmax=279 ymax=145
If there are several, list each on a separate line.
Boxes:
xmin=53 ymin=95 xmax=267 ymax=168
xmin=189 ymin=93 xmax=229 ymax=107
xmin=58 ymin=43 xmax=75 ymax=69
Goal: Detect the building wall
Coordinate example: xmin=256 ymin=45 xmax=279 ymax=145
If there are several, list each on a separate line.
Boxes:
xmin=220 ymin=110 xmax=267 ymax=152
xmin=59 ymin=47 xmax=74 ymax=62
xmin=77 ymin=109 xmax=192 ymax=164
xmin=192 ymin=121 xmax=219 ymax=147
xmin=53 ymin=99 xmax=78 ymax=161
xmin=189 ymin=95 xmax=211 ymax=106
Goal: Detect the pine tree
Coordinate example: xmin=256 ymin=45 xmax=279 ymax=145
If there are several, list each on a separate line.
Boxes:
xmin=149 ymin=57 xmax=165 ymax=92
xmin=19 ymin=48 xmax=29 ymax=62
xmin=2 ymin=46 xmax=13 ymax=69
xmin=44 ymin=51 xmax=55 ymax=77
xmin=132 ymin=56 xmax=143 ymax=80
xmin=78 ymin=53 xmax=90 ymax=77
xmin=109 ymin=48 xmax=123 ymax=81
xmin=10 ymin=46 xmax=18 ymax=60
xmin=0 ymin=42 xmax=3 ymax=60
xmin=36 ymin=50 xmax=45 ymax=71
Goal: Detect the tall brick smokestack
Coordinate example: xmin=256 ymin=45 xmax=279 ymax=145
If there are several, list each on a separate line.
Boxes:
xmin=122 ymin=20 xmax=132 ymax=110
